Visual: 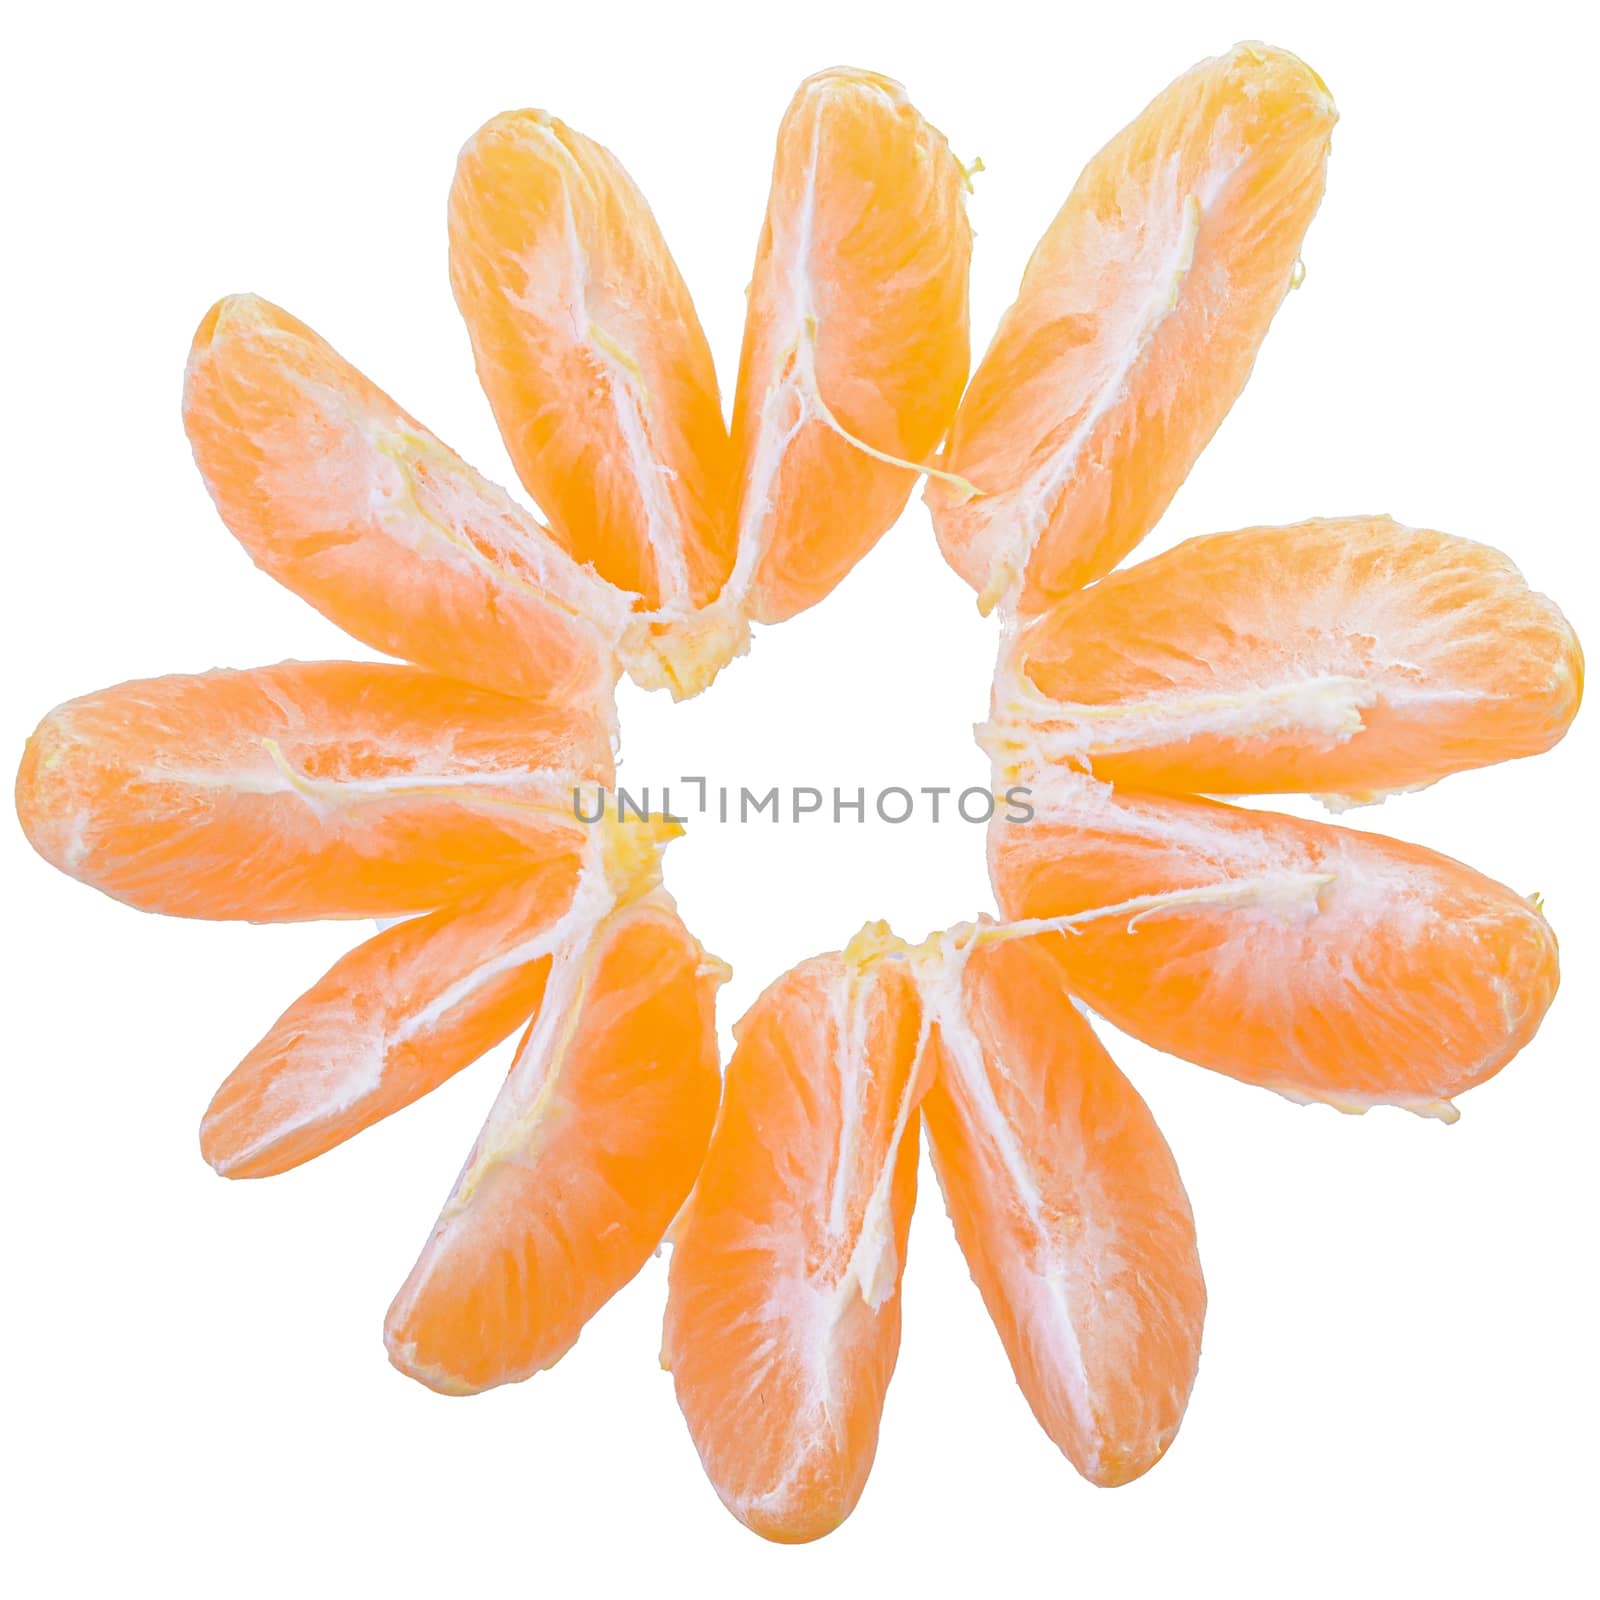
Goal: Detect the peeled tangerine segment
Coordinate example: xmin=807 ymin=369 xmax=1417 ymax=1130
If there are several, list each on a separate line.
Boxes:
xmin=450 ymin=110 xmax=734 ymax=614
xmin=15 ymin=661 xmax=607 ymax=921
xmin=989 ymin=778 xmax=1560 ymax=1119
xmin=201 ymin=856 xmax=581 ymax=1177
xmin=386 ymin=894 xmax=724 ymax=1396
xmin=183 ymin=295 xmax=634 ymax=709
xmin=928 ymin=43 xmax=1336 ymax=614
xmin=921 ymin=933 xmax=1205 ymax=1485
xmin=988 ymin=518 xmax=1584 ymax=804
xmin=726 ymin=68 xmax=972 ymax=626
xmin=663 ymin=927 xmax=929 ymax=1544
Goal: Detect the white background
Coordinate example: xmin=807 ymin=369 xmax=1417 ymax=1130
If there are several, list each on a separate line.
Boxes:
xmin=5 ymin=2 xmax=1596 ymax=1593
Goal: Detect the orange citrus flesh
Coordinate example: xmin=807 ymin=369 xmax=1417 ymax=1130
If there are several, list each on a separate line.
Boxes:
xmin=386 ymin=882 xmax=725 ymax=1396
xmin=15 ymin=662 xmax=607 ymax=921
xmin=662 ymin=924 xmax=929 ymax=1543
xmin=989 ymin=776 xmax=1559 ymax=1119
xmin=986 ymin=518 xmax=1584 ymax=805
xmin=449 ymin=111 xmax=735 ymax=617
xmin=183 ymin=294 xmax=641 ymax=709
xmin=201 ymin=856 xmax=580 ymax=1178
xmin=918 ymin=929 xmax=1205 ymax=1485
xmin=202 ymin=813 xmax=680 ymax=1176
xmin=720 ymin=68 xmax=973 ymax=629
xmin=928 ymin=43 xmax=1335 ymax=614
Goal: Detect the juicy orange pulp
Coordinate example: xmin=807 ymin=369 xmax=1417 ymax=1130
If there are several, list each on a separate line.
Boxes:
xmin=388 ymin=891 xmax=725 ymax=1394
xmin=9 ymin=43 xmax=1586 ymax=1553
xmin=202 ymin=855 xmax=582 ymax=1178
xmin=989 ymin=775 xmax=1560 ymax=1119
xmin=985 ymin=518 xmax=1583 ymax=805
xmin=183 ymin=296 xmax=636 ymax=709
xmin=921 ymin=929 xmax=1205 ymax=1486
xmin=725 ymin=68 xmax=973 ymax=629
xmin=663 ymin=925 xmax=928 ymax=1543
xmin=450 ymin=110 xmax=736 ymax=614
xmin=183 ymin=68 xmax=976 ymax=704
xmin=928 ymin=43 xmax=1336 ymax=613
xmin=663 ymin=915 xmax=1213 ymax=1539
xmin=16 ymin=661 xmax=606 ymax=921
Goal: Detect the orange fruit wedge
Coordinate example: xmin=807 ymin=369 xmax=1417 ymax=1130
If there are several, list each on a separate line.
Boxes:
xmin=449 ymin=111 xmax=736 ymax=621
xmin=927 ymin=43 xmax=1336 ymax=613
xmin=15 ymin=662 xmax=606 ymax=921
xmin=386 ymin=848 xmax=725 ymax=1395
xmin=985 ymin=518 xmax=1584 ymax=805
xmin=990 ymin=777 xmax=1559 ymax=1119
xmin=201 ymin=854 xmax=582 ymax=1178
xmin=662 ymin=924 xmax=929 ymax=1543
xmin=720 ymin=68 xmax=973 ymax=629
xmin=919 ymin=928 xmax=1205 ymax=1485
xmin=183 ymin=295 xmax=649 ymax=707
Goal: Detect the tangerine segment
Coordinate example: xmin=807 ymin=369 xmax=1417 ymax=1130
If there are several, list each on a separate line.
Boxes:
xmin=202 ymin=813 xmax=678 ymax=1176
xmin=987 ymin=518 xmax=1584 ymax=805
xmin=726 ymin=68 xmax=972 ymax=626
xmin=201 ymin=860 xmax=577 ymax=1178
xmin=449 ymin=111 xmax=734 ymax=611
xmin=386 ymin=894 xmax=724 ymax=1396
xmin=920 ymin=932 xmax=1204 ymax=1486
xmin=183 ymin=295 xmax=634 ymax=709
xmin=989 ymin=777 xmax=1559 ymax=1118
xmin=662 ymin=926 xmax=929 ymax=1544
xmin=15 ymin=662 xmax=606 ymax=922
xmin=928 ymin=43 xmax=1335 ymax=614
